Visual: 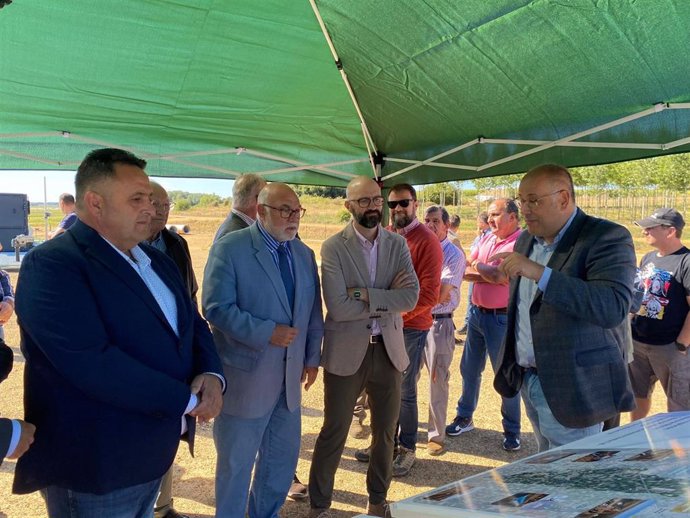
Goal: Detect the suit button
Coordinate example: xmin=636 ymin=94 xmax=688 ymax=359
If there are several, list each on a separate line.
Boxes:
xmin=366 ymin=324 xmax=371 ymax=329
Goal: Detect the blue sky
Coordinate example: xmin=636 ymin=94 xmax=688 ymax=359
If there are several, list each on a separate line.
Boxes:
xmin=0 ymin=170 xmax=234 ymax=203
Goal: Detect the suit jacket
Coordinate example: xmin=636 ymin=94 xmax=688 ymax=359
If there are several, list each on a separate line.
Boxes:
xmin=214 ymin=211 xmax=249 ymax=243
xmin=0 ymin=417 xmax=11 ymax=465
xmin=203 ymin=223 xmax=323 ymax=418
xmin=494 ymin=209 xmax=636 ymax=428
xmin=320 ymin=223 xmax=419 ymax=376
xmin=13 ymin=220 xmax=222 ymax=495
xmin=160 ymin=228 xmax=198 ymax=302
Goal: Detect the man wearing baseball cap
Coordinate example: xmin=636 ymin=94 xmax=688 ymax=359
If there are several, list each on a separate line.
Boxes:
xmin=629 ymin=207 xmax=690 ymax=420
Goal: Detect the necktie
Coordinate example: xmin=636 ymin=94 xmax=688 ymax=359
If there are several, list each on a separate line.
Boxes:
xmin=278 ymin=243 xmax=295 ymax=309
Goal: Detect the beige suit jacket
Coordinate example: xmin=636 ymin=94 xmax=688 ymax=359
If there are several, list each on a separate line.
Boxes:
xmin=320 ymin=223 xmax=419 ymax=376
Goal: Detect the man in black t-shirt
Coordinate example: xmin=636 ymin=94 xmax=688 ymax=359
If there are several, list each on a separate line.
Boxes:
xmin=629 ymin=208 xmax=690 ymax=420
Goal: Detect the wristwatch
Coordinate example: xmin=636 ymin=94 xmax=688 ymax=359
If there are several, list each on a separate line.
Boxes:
xmin=675 ymin=341 xmax=689 ymax=352
xmin=353 ymin=289 xmax=361 ymax=300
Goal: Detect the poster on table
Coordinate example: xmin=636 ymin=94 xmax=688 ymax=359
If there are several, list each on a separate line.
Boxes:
xmin=392 ymin=412 xmax=690 ymax=518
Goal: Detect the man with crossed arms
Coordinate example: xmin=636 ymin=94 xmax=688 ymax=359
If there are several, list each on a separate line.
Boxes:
xmin=309 ymin=176 xmax=418 ymax=518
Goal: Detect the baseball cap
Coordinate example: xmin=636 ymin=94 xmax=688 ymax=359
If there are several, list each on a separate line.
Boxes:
xmin=634 ymin=208 xmax=685 ymax=230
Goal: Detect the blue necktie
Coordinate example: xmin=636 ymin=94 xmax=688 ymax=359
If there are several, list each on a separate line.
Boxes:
xmin=278 ymin=243 xmax=294 ymax=308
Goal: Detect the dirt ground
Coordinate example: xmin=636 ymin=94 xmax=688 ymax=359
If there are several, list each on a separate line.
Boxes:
xmin=0 ymin=224 xmax=666 ymax=518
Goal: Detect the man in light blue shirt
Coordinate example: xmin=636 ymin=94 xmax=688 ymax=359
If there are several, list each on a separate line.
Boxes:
xmin=493 ymin=164 xmax=635 ymax=452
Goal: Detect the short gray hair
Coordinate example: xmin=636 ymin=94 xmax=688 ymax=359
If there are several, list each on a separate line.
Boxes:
xmin=233 ymin=174 xmax=267 ymax=209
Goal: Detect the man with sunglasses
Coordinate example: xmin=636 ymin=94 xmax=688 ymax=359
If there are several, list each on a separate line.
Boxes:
xmin=493 ymin=164 xmax=636 ymax=451
xmin=309 ymin=177 xmax=418 ymax=518
xmin=203 ymin=183 xmax=323 ymax=518
xmin=386 ymin=183 xmax=443 ymax=477
xmin=629 ymin=208 xmax=690 ymax=420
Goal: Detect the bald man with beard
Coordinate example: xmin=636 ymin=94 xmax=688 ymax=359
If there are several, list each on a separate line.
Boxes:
xmin=309 ymin=177 xmax=419 ymax=518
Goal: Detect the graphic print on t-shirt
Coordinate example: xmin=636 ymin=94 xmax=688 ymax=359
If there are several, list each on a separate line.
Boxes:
xmin=636 ymin=263 xmax=672 ymax=320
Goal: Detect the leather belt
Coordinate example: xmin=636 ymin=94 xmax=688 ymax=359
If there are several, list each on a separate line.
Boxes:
xmin=432 ymin=313 xmax=453 ymax=319
xmin=369 ymin=335 xmax=384 ymax=344
xmin=476 ymin=306 xmax=507 ymax=314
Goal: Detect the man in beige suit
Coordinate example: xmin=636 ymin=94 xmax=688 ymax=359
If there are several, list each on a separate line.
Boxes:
xmin=308 ymin=177 xmax=419 ymax=518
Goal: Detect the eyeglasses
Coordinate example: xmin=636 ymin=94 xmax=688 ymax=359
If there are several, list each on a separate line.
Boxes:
xmin=350 ymin=196 xmax=384 ymax=208
xmin=151 ymin=200 xmax=175 ymax=211
xmin=513 ymin=190 xmax=565 ymax=210
xmin=262 ymin=204 xmax=306 ymax=219
xmin=387 ymin=199 xmax=414 ymax=209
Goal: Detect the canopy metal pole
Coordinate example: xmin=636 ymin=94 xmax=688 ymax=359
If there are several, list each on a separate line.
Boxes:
xmin=309 ymin=0 xmax=380 ymax=177
xmin=382 ymin=138 xmax=481 ymax=181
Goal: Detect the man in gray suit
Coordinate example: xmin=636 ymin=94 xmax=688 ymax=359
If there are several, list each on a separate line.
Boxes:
xmin=203 ymin=183 xmax=323 ymax=518
xmin=493 ymin=164 xmax=636 ymax=452
xmin=309 ymin=177 xmax=419 ymax=518
xmin=213 ymin=173 xmax=267 ymax=242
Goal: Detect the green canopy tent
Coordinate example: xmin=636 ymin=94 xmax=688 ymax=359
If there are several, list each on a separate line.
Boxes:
xmin=1 ymin=0 xmax=690 ymax=186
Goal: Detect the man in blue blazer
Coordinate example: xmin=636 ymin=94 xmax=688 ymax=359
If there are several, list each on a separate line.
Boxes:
xmin=14 ymin=148 xmax=224 ymax=517
xmin=203 ymin=183 xmax=323 ymax=518
xmin=493 ymin=164 xmax=636 ymax=452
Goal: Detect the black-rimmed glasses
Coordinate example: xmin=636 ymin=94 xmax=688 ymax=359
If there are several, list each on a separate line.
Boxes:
xmin=262 ymin=204 xmax=306 ymax=219
xmin=387 ymin=199 xmax=413 ymax=209
xmin=513 ymin=190 xmax=565 ymax=210
xmin=350 ymin=196 xmax=384 ymax=208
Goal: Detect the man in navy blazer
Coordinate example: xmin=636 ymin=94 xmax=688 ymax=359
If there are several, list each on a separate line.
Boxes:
xmin=14 ymin=148 xmax=224 ymax=517
xmin=203 ymin=183 xmax=323 ymax=518
xmin=493 ymin=164 xmax=636 ymax=451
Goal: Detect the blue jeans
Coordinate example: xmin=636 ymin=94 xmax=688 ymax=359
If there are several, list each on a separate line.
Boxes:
xmin=455 ymin=305 xmax=520 ymax=436
xmin=521 ymin=369 xmax=602 ymax=452
xmin=41 ymin=478 xmax=161 ymax=518
xmin=397 ymin=328 xmax=429 ymax=451
xmin=214 ymin=389 xmax=300 ymax=518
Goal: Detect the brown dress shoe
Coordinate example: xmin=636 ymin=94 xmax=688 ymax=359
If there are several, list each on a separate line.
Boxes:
xmin=287 ymin=474 xmax=308 ymax=501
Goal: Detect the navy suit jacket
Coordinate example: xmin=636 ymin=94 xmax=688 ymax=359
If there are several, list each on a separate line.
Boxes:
xmin=203 ymin=223 xmax=323 ymax=418
xmin=494 ymin=209 xmax=636 ymax=428
xmin=0 ymin=418 xmax=11 ymax=464
xmin=13 ymin=220 xmax=222 ymax=495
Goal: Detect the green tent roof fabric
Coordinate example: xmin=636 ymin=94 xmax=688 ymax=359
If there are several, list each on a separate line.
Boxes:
xmin=1 ymin=1 xmax=690 ymax=186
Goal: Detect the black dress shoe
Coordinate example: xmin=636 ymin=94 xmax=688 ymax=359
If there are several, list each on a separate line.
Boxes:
xmin=154 ymin=508 xmax=190 ymax=518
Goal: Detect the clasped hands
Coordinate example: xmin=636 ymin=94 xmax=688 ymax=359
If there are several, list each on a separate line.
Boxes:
xmin=488 ymin=252 xmax=545 ymax=282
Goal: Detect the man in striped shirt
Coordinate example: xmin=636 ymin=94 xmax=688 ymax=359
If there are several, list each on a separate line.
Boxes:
xmin=423 ymin=206 xmax=466 ymax=456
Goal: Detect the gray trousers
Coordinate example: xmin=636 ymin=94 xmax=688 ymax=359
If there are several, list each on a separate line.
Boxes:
xmin=422 ymin=316 xmax=455 ymax=444
xmin=309 ymin=342 xmax=401 ymax=508
xmin=154 ymin=466 xmax=174 ymax=513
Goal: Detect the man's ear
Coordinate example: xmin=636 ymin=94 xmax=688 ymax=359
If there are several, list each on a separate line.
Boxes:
xmin=83 ymin=190 xmax=104 ymax=217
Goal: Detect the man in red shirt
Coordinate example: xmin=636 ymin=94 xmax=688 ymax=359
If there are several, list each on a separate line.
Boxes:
xmin=388 ymin=183 xmax=443 ymax=477
xmin=446 ymin=198 xmax=523 ymax=451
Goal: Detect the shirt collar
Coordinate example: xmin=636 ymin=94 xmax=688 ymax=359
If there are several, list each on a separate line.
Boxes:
xmin=232 ymin=208 xmax=255 ymax=226
xmin=396 ymin=217 xmax=420 ymax=236
xmin=101 ymin=235 xmax=150 ymax=268
xmin=352 ymin=222 xmax=380 ymax=247
xmin=256 ymin=219 xmax=287 ymax=252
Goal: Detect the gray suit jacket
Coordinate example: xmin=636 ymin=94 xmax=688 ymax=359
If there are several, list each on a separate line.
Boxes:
xmin=320 ymin=223 xmax=419 ymax=376
xmin=214 ymin=211 xmax=249 ymax=243
xmin=494 ymin=209 xmax=636 ymax=428
xmin=203 ymin=223 xmax=324 ymax=418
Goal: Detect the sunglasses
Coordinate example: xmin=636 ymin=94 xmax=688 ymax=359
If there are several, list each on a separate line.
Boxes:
xmin=387 ymin=199 xmax=413 ymax=209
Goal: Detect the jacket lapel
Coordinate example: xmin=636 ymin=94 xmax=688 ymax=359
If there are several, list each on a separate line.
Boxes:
xmin=251 ymin=224 xmax=292 ymax=317
xmin=72 ymin=221 xmax=177 ymax=336
xmin=546 ymin=208 xmax=585 ymax=272
xmin=342 ymin=224 xmax=371 ymax=287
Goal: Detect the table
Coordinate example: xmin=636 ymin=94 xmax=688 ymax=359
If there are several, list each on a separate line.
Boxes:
xmin=392 ymin=412 xmax=690 ymax=517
